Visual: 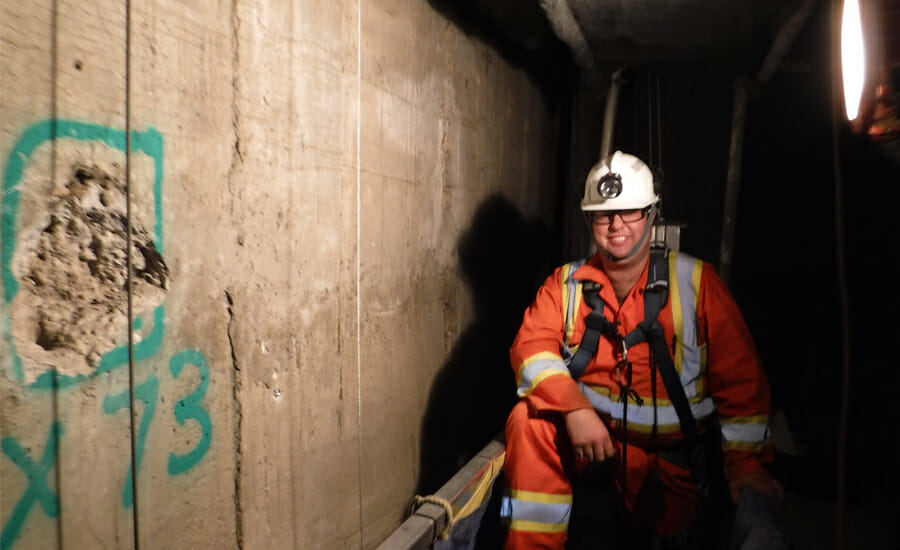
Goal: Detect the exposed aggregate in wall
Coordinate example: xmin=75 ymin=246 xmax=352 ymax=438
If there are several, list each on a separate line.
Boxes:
xmin=10 ymin=161 xmax=167 ymax=380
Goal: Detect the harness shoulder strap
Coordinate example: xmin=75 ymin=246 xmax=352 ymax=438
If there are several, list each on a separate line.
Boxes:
xmin=633 ymin=248 xmax=713 ymax=499
xmin=565 ymin=248 xmax=669 ymax=380
xmin=566 ymin=281 xmax=614 ymax=380
xmin=623 ymin=247 xmax=669 ymax=349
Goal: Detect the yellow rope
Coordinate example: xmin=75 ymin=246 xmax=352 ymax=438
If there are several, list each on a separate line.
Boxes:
xmin=412 ymin=494 xmax=455 ymax=541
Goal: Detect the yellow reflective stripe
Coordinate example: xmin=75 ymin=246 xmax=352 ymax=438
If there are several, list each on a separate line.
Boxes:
xmin=570 ymin=281 xmax=583 ymax=345
xmin=691 ymin=257 xmax=703 ymax=310
xmin=561 ymin=262 xmax=584 ymax=346
xmin=516 ymin=351 xmax=563 ymax=384
xmin=561 ymin=262 xmax=572 ymax=342
xmin=620 ymin=421 xmax=683 ymax=435
xmin=520 ymin=368 xmax=571 ymax=396
xmin=508 ymin=489 xmax=572 ymax=505
xmin=721 ymin=415 xmax=769 ymax=425
xmin=723 ymin=440 xmax=768 ymax=451
xmin=689 ymin=257 xmax=704 ymax=396
xmin=510 ymin=519 xmax=569 ymax=533
xmin=668 ymin=251 xmax=685 ymax=374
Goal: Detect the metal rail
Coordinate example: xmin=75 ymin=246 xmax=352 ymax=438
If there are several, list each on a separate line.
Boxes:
xmin=375 ymin=439 xmax=506 ymax=550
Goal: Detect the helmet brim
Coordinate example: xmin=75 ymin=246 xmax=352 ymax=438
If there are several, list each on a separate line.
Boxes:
xmin=580 ymin=197 xmax=660 ymax=212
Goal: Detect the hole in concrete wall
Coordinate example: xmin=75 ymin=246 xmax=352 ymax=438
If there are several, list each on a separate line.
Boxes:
xmin=11 ymin=161 xmax=168 ymax=381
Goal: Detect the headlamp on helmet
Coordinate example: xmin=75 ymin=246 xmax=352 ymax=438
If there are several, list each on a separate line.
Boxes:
xmin=597 ymin=172 xmax=623 ymax=199
xmin=581 ymin=151 xmax=659 ymax=212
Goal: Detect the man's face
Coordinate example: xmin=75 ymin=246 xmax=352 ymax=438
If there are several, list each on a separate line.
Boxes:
xmin=589 ymin=208 xmax=652 ymax=265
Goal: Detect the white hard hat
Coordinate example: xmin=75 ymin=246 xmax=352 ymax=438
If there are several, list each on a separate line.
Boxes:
xmin=580 ymin=151 xmax=659 ymax=211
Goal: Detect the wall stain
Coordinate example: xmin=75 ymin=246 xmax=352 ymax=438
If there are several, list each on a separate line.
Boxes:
xmin=1 ymin=120 xmax=215 ymax=549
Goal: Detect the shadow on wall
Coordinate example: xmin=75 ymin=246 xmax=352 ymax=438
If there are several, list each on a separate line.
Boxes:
xmin=423 ymin=0 xmax=574 ymax=114
xmin=416 ymin=195 xmax=557 ymax=495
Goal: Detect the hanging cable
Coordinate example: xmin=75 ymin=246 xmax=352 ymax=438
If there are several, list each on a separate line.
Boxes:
xmin=830 ymin=2 xmax=850 ymax=548
xmin=49 ymin=2 xmax=64 ymax=548
xmin=655 ymin=71 xmax=663 ymax=174
xmin=647 ymin=69 xmax=654 ymax=167
xmin=124 ymin=0 xmax=141 ymax=547
xmin=355 ymin=1 xmax=365 ymax=548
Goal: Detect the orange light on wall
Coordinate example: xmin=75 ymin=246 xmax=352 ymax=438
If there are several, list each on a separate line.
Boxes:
xmin=842 ymin=0 xmax=866 ymax=120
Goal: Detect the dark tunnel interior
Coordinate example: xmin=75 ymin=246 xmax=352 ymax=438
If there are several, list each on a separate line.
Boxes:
xmin=416 ymin=1 xmax=900 ymax=547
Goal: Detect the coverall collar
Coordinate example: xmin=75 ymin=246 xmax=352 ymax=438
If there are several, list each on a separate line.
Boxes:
xmin=572 ymin=252 xmax=652 ymax=308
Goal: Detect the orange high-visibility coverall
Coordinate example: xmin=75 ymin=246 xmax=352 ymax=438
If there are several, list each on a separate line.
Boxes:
xmin=504 ymin=252 xmax=772 ymax=549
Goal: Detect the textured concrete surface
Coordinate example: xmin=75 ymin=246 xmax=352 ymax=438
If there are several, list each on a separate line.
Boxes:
xmin=0 ymin=1 xmax=564 ymax=549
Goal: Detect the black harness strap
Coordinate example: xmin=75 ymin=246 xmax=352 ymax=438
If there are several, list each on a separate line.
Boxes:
xmin=634 ymin=319 xmax=711 ymax=500
xmin=567 ymin=248 xmax=712 ymax=500
xmin=567 ymin=281 xmax=616 ymax=380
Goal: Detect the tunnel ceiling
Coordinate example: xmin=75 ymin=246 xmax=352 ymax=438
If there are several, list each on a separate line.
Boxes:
xmin=447 ymin=0 xmax=811 ymax=78
xmin=568 ymin=0 xmax=799 ymax=65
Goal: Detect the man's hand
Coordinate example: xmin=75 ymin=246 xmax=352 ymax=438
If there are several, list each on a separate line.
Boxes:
xmin=729 ymin=471 xmax=784 ymax=505
xmin=565 ymin=408 xmax=616 ymax=462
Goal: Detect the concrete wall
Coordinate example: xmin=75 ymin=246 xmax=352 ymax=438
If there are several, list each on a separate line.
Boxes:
xmin=0 ymin=1 xmax=563 ymax=548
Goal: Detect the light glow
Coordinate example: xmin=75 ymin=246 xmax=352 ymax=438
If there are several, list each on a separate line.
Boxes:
xmin=841 ymin=0 xmax=866 ymax=120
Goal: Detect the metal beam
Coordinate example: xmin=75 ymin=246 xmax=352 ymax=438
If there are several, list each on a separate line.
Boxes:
xmin=719 ymin=0 xmax=817 ymax=283
xmin=718 ymin=77 xmax=749 ymax=285
xmin=600 ymin=68 xmax=625 ymax=163
xmin=539 ymin=0 xmax=597 ymax=75
xmin=756 ymin=0 xmax=819 ymax=85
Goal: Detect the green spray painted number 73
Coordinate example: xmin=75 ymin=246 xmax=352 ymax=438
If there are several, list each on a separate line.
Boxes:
xmin=102 ymin=350 xmax=212 ymax=508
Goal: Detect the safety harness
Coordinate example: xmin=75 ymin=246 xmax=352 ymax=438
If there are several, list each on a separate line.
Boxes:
xmin=565 ymin=246 xmax=713 ymax=501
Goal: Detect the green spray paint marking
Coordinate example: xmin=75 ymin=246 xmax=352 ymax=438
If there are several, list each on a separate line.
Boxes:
xmin=102 ymin=375 xmax=159 ymax=508
xmin=168 ymin=349 xmax=212 ymax=475
xmin=0 ymin=422 xmax=64 ymax=550
xmin=1 ymin=119 xmax=165 ymax=386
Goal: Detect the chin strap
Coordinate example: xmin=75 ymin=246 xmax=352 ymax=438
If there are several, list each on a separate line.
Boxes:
xmin=598 ymin=205 xmax=659 ymax=262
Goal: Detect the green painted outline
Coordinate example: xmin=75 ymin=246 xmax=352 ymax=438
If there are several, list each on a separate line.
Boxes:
xmin=1 ymin=119 xmax=165 ymax=388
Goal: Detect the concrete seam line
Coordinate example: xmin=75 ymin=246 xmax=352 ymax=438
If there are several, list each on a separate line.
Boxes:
xmin=355 ymin=0 xmax=364 ymax=548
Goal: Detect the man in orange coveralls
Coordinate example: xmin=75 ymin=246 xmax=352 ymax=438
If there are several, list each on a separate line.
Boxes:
xmin=502 ymin=151 xmax=782 ymax=549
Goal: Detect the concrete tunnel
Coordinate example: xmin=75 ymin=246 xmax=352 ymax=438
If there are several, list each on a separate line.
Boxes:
xmin=1 ymin=0 xmax=899 ymax=549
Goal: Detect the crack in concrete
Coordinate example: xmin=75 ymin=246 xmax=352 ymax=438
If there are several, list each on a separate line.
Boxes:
xmin=225 ymin=289 xmax=244 ymax=550
xmin=228 ymin=0 xmax=243 ymax=209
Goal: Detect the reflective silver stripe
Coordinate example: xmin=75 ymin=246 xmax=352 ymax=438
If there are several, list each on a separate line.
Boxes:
xmin=580 ymin=383 xmax=716 ymax=427
xmin=517 ymin=358 xmax=568 ymax=396
xmin=673 ymin=252 xmax=704 ymax=399
xmin=680 ymin=342 xmax=703 ymax=400
xmin=675 ymin=252 xmax=699 ymax=347
xmin=500 ymin=496 xmax=571 ymax=525
xmin=564 ymin=259 xmax=586 ymax=343
xmin=721 ymin=422 xmax=769 ymax=444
